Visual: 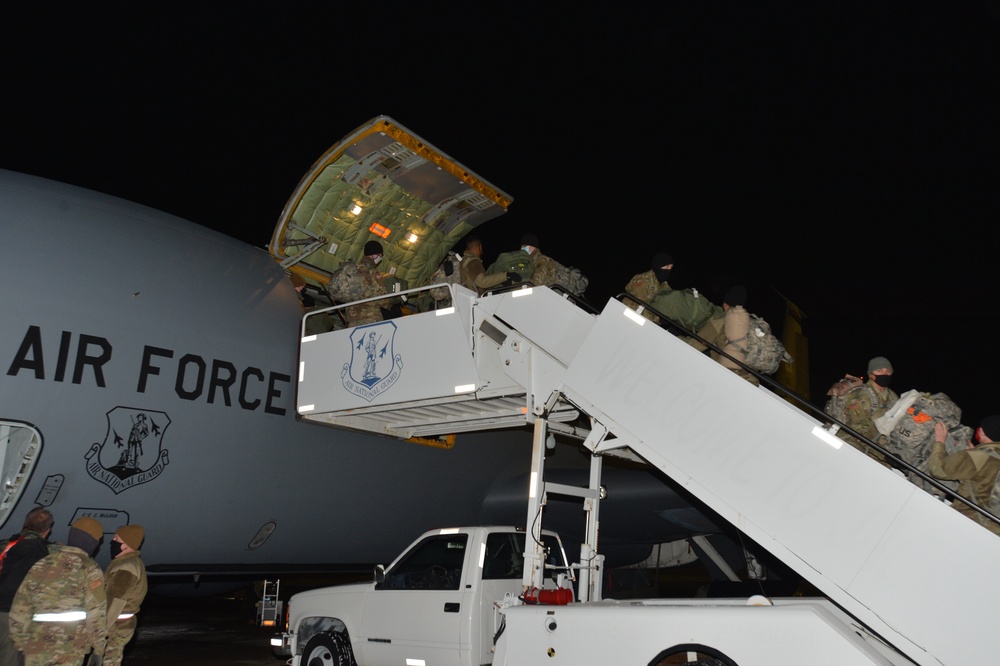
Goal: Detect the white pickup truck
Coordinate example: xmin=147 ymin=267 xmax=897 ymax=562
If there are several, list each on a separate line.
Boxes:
xmin=273 ymin=526 xmax=572 ymax=666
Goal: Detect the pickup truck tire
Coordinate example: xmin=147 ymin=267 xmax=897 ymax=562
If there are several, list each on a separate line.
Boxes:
xmin=301 ymin=631 xmax=355 ymax=666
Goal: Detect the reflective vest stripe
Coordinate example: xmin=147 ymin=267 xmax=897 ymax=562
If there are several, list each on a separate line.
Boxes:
xmin=117 ymin=613 xmax=135 ymax=620
xmin=32 ymin=611 xmax=86 ymax=622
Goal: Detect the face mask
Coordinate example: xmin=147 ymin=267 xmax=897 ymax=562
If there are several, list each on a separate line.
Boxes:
xmin=372 ymin=255 xmax=382 ymax=266
xmin=110 ymin=541 xmax=124 ymax=559
xmin=873 ymin=374 xmax=892 ymax=388
xmin=521 ymin=246 xmax=531 ymax=253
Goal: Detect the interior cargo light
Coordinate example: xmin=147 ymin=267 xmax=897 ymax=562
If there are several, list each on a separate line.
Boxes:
xmin=408 ymin=232 xmax=418 ymax=243
xmin=351 ymin=203 xmax=362 ymax=215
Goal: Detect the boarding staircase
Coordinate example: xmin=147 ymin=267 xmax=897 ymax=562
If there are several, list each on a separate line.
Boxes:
xmin=296 ymin=283 xmax=1000 ymax=666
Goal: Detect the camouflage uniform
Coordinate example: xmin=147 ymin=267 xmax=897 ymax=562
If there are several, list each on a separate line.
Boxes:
xmin=839 ymin=380 xmax=899 ymax=465
xmin=9 ymin=544 xmax=106 ymax=666
xmin=626 ymin=270 xmax=663 ymax=304
xmin=103 ymin=551 xmax=147 ymax=666
xmin=0 ymin=530 xmax=50 ymax=666
xmin=927 ymin=441 xmax=1000 ymax=536
xmin=343 ymin=255 xmax=387 ymax=327
xmin=625 ymin=271 xmax=666 ymax=323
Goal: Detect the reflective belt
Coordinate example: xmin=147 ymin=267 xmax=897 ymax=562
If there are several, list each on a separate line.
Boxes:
xmin=32 ymin=611 xmax=86 ymax=622
xmin=116 ymin=613 xmax=135 ymax=620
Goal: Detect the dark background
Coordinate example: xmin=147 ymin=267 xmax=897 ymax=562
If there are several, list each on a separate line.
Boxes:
xmin=2 ymin=2 xmax=996 ymax=425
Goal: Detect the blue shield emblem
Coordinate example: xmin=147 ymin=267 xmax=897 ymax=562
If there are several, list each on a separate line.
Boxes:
xmin=341 ymin=321 xmax=403 ymax=402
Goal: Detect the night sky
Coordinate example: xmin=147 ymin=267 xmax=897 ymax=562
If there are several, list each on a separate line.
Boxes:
xmin=2 ymin=3 xmax=998 ymax=426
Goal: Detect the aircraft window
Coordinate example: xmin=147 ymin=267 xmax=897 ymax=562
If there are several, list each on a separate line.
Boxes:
xmin=0 ymin=421 xmax=42 ymax=529
xmin=381 ymin=533 xmax=467 ymax=591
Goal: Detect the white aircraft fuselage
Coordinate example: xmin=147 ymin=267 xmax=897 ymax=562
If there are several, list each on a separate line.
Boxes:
xmin=0 ymin=168 xmax=540 ymax=582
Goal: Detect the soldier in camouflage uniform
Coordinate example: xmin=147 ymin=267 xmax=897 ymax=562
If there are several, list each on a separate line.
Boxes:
xmin=102 ymin=525 xmax=148 ymax=666
xmin=625 ymin=252 xmax=674 ymax=323
xmin=927 ymin=417 xmax=1000 ymax=536
xmin=9 ymin=516 xmax=106 ymax=666
xmin=838 ymin=356 xmax=899 ymax=466
xmin=343 ymin=240 xmax=389 ymax=327
xmin=0 ymin=506 xmax=53 ymax=666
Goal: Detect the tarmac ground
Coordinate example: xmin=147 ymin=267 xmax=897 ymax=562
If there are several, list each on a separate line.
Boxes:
xmin=124 ymin=592 xmax=286 ymax=666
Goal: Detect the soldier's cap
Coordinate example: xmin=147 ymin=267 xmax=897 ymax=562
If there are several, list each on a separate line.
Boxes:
xmin=71 ymin=516 xmax=103 ymax=541
xmin=116 ymin=524 xmax=144 ymax=550
xmin=363 ymin=240 xmax=383 ymax=256
xmin=980 ymin=415 xmax=1000 ymax=441
xmin=867 ymin=356 xmax=893 ymax=374
xmin=651 ymin=252 xmax=674 ymax=270
xmin=519 ymin=233 xmax=539 ymax=248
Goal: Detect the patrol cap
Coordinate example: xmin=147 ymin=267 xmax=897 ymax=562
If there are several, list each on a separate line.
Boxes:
xmin=980 ymin=415 xmax=1000 ymax=442
xmin=116 ymin=524 xmax=144 ymax=550
xmin=363 ymin=240 xmax=383 ymax=256
xmin=867 ymin=356 xmax=893 ymax=374
xmin=72 ymin=516 xmax=103 ymax=541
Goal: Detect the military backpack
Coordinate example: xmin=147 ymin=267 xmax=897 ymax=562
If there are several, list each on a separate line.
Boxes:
xmin=428 ymin=252 xmax=463 ymax=302
xmin=824 ymin=375 xmax=864 ymax=422
xmin=326 ymin=260 xmax=365 ymax=302
xmin=730 ymin=314 xmax=793 ymax=375
xmin=532 ymin=254 xmax=589 ymax=296
xmin=488 ymin=250 xmax=534 ymax=282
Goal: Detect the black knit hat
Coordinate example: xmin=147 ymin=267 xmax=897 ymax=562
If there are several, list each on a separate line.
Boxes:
xmin=651 ymin=252 xmax=674 ymax=270
xmin=981 ymin=415 xmax=1000 ymax=441
xmin=363 ymin=240 xmax=383 ymax=256
xmin=520 ymin=233 xmax=540 ymax=248
xmin=724 ymin=285 xmax=747 ymax=307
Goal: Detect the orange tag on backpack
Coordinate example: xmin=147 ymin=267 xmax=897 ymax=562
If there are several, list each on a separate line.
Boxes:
xmin=907 ymin=407 xmax=933 ymax=424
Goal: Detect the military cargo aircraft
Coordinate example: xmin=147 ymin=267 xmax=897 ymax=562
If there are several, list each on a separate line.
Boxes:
xmin=0 ymin=117 xmax=730 ymax=596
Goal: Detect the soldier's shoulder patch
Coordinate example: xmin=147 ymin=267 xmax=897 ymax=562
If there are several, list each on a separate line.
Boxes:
xmin=89 ymin=578 xmax=102 ymax=590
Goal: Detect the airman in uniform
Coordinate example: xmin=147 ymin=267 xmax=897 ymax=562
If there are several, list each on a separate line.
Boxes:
xmin=343 ymin=241 xmax=389 ymax=327
xmin=9 ymin=517 xmax=106 ymax=666
xmin=625 ymin=252 xmax=674 ymax=323
xmin=103 ymin=525 xmax=148 ymax=666
xmin=839 ymin=356 xmax=899 ymax=465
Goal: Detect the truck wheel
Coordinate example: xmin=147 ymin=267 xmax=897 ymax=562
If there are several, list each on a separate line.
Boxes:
xmin=302 ymin=632 xmax=355 ymax=666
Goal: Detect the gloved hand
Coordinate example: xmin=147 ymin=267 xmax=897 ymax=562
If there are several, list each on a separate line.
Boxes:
xmin=443 ymin=261 xmax=454 ymax=277
xmin=506 ymin=271 xmax=522 ymax=283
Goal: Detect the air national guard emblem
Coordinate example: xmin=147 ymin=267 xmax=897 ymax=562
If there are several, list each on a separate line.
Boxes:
xmin=85 ymin=406 xmax=170 ymax=493
xmin=341 ymin=321 xmax=403 ymax=402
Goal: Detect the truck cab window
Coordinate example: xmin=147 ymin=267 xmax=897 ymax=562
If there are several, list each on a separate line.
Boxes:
xmin=380 ymin=533 xmax=468 ymax=590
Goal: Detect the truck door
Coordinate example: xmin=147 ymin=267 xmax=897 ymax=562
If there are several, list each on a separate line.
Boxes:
xmin=358 ymin=531 xmax=471 ymax=666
